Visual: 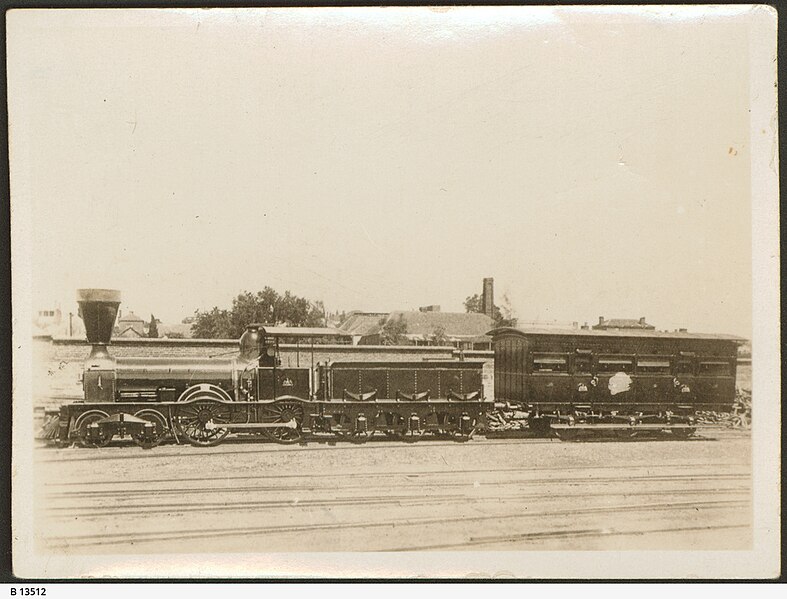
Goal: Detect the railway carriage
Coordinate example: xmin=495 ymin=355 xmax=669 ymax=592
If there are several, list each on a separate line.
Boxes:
xmin=52 ymin=289 xmax=489 ymax=448
xmin=489 ymin=326 xmax=743 ymax=438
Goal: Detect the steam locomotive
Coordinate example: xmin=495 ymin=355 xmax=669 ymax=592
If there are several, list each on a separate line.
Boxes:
xmin=50 ymin=289 xmax=490 ymax=448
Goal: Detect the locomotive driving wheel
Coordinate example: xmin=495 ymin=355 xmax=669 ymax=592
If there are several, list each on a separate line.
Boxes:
xmin=75 ymin=410 xmax=113 ymax=448
xmin=260 ymin=399 xmax=305 ymax=444
xmin=173 ymin=399 xmax=232 ymax=447
xmin=132 ymin=409 xmax=170 ymax=449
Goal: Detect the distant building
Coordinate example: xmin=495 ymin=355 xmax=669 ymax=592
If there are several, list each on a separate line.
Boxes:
xmin=593 ymin=316 xmax=655 ymax=331
xmin=337 ymin=311 xmax=390 ymax=345
xmin=115 ymin=311 xmax=146 ymax=337
xmin=345 ymin=310 xmax=495 ymax=349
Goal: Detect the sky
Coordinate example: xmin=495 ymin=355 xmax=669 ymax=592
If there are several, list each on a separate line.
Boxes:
xmin=9 ymin=7 xmax=754 ymax=336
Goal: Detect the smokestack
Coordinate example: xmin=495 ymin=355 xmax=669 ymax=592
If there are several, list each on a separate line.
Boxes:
xmin=639 ymin=317 xmax=646 ymax=325
xmin=482 ymin=278 xmax=494 ymax=320
xmin=77 ymin=289 xmax=121 ymax=359
xmin=598 ymin=316 xmax=605 ymax=325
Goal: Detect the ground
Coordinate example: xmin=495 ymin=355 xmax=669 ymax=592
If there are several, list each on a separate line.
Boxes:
xmin=34 ymin=430 xmax=751 ymax=554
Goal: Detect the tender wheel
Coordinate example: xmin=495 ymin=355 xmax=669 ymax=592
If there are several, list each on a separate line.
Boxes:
xmin=443 ymin=414 xmax=477 ymax=442
xmin=380 ymin=412 xmax=407 ymax=440
xmin=132 ymin=409 xmax=170 ymax=449
xmin=173 ymin=400 xmax=231 ymax=447
xmin=334 ymin=412 xmax=376 ymax=443
xmin=260 ymin=400 xmax=305 ymax=444
xmin=75 ymin=410 xmax=113 ymax=448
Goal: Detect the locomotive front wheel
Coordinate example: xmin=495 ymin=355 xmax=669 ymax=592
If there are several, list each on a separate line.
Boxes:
xmin=74 ymin=410 xmax=113 ymax=448
xmin=132 ymin=409 xmax=170 ymax=449
xmin=260 ymin=400 xmax=305 ymax=444
xmin=173 ymin=400 xmax=231 ymax=447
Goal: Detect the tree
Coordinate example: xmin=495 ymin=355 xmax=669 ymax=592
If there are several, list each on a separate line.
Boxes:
xmin=378 ymin=315 xmax=408 ymax=346
xmin=464 ymin=293 xmax=517 ymax=328
xmin=430 ymin=325 xmax=450 ymax=346
xmin=147 ymin=314 xmax=159 ymax=338
xmin=191 ymin=288 xmax=326 ymax=339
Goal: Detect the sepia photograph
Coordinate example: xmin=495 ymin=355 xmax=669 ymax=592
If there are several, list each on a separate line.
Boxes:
xmin=8 ymin=5 xmax=780 ymax=579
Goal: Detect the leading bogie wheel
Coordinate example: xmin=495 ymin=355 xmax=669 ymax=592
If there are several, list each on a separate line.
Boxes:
xmin=75 ymin=410 xmax=113 ymax=448
xmin=173 ymin=399 xmax=232 ymax=447
xmin=132 ymin=409 xmax=170 ymax=449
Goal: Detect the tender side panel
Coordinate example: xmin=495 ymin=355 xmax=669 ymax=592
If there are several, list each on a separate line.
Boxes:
xmin=328 ymin=362 xmax=485 ymax=400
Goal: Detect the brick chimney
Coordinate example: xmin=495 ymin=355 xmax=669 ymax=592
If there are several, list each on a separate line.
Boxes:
xmin=482 ymin=278 xmax=494 ymax=320
xmin=598 ymin=316 xmax=605 ymax=325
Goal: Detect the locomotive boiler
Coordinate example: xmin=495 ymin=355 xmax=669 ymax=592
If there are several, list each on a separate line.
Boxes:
xmin=53 ymin=289 xmax=491 ymax=448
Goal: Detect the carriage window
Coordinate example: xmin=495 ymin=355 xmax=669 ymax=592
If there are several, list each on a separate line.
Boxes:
xmin=699 ymin=361 xmax=731 ymax=375
xmin=597 ymin=356 xmax=634 ymax=373
xmin=676 ymin=361 xmax=694 ymax=375
xmin=574 ymin=356 xmax=593 ymax=374
xmin=532 ymin=354 xmax=568 ymax=373
xmin=637 ymin=358 xmax=671 ymax=374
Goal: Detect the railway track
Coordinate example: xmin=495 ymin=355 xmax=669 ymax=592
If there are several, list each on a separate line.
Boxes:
xmin=34 ymin=436 xmax=753 ymax=553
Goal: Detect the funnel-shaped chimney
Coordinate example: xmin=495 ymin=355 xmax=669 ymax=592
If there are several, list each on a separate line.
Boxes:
xmin=77 ymin=289 xmax=121 ymax=358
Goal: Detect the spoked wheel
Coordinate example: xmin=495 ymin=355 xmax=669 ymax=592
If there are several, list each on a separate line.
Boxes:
xmin=334 ymin=412 xmax=376 ymax=443
xmin=75 ymin=410 xmax=113 ymax=448
xmin=173 ymin=399 xmax=232 ymax=447
xmin=260 ymin=400 xmax=305 ymax=444
xmin=132 ymin=409 xmax=170 ymax=449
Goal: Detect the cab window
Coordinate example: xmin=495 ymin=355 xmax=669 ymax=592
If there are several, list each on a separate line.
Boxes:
xmin=574 ymin=356 xmax=593 ymax=374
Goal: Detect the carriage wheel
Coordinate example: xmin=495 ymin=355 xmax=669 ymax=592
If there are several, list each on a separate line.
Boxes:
xmin=75 ymin=410 xmax=113 ymax=448
xmin=334 ymin=412 xmax=376 ymax=443
xmin=260 ymin=400 xmax=305 ymax=444
xmin=132 ymin=409 xmax=170 ymax=449
xmin=442 ymin=413 xmax=476 ymax=442
xmin=173 ymin=399 xmax=232 ymax=447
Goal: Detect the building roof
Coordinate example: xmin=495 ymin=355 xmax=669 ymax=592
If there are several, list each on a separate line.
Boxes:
xmin=595 ymin=318 xmax=655 ymax=329
xmin=247 ymin=325 xmax=354 ymax=340
xmin=118 ymin=311 xmax=144 ymax=323
xmin=489 ymin=326 xmax=745 ymax=342
xmin=387 ymin=311 xmax=495 ymax=338
xmin=338 ymin=312 xmax=389 ymax=336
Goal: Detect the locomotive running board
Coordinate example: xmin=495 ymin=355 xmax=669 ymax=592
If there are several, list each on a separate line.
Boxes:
xmin=551 ymin=423 xmax=696 ymax=429
xmin=204 ymin=420 xmax=298 ymax=430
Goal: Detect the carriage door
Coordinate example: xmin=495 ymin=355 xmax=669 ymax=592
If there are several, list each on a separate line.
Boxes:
xmin=494 ymin=335 xmax=528 ymax=407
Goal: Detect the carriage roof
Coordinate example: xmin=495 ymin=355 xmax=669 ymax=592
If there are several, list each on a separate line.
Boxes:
xmin=488 ymin=327 xmax=745 ymax=343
